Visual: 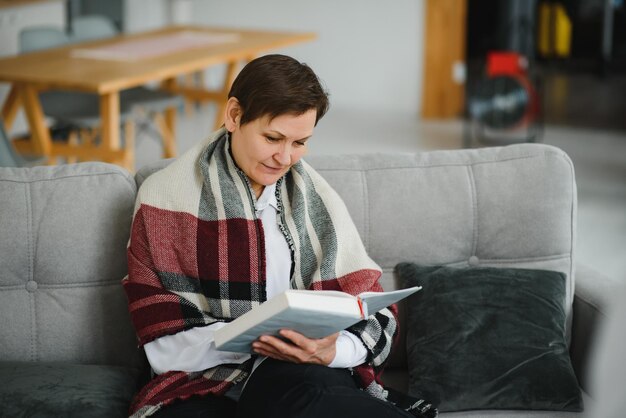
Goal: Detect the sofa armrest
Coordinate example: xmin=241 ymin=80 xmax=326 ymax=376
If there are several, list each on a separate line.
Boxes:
xmin=570 ymin=263 xmax=619 ymax=392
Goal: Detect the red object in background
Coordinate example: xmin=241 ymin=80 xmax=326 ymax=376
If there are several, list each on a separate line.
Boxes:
xmin=486 ymin=51 xmax=529 ymax=77
xmin=485 ymin=51 xmax=539 ymax=127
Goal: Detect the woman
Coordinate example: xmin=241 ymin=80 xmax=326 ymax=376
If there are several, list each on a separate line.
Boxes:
xmin=123 ymin=54 xmax=436 ymax=418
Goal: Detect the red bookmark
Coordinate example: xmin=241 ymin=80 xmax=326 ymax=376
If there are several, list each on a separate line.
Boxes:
xmin=357 ymin=297 xmax=365 ymax=319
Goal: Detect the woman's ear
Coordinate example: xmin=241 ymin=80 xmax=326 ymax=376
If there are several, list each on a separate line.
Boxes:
xmin=224 ymin=97 xmax=242 ymax=132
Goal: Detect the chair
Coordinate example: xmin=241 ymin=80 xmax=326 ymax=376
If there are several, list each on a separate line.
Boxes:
xmin=1 ymin=119 xmax=23 ymax=167
xmin=70 ymin=15 xmax=184 ymax=157
xmin=19 ymin=26 xmax=70 ymax=53
xmin=0 ymin=119 xmax=46 ymax=167
xmin=69 ymin=14 xmax=120 ymax=42
xmin=18 ymin=25 xmax=136 ymax=166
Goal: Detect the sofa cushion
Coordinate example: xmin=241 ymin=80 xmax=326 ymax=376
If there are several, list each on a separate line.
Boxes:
xmin=0 ymin=362 xmax=140 ymax=418
xmin=396 ymin=263 xmax=583 ymax=413
xmin=0 ymin=163 xmax=142 ymax=369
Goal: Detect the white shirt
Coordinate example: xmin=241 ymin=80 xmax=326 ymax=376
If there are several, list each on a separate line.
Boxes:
xmin=144 ymin=183 xmax=367 ymax=375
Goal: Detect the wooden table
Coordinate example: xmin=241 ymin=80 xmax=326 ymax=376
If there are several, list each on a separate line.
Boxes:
xmin=0 ymin=0 xmax=59 ymax=9
xmin=0 ymin=25 xmax=315 ymax=170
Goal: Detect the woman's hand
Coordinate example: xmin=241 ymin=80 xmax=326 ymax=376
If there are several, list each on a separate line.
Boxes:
xmin=251 ymin=330 xmax=338 ymax=366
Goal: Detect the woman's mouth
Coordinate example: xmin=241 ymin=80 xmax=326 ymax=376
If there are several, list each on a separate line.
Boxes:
xmin=262 ymin=163 xmax=284 ymax=173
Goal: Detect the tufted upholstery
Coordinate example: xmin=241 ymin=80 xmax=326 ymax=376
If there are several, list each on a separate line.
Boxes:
xmin=0 ymin=163 xmax=142 ymax=369
xmin=306 ymin=144 xmax=576 ymax=301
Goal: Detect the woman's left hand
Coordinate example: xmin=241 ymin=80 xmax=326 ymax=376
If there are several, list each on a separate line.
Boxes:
xmin=251 ymin=330 xmax=338 ymax=366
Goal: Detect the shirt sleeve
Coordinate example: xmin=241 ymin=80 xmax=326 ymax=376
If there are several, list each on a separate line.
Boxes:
xmin=328 ymin=330 xmax=368 ymax=368
xmin=144 ymin=322 xmax=251 ymax=375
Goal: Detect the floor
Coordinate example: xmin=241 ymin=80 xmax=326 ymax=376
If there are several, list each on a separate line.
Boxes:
xmin=134 ymin=72 xmax=626 ymax=282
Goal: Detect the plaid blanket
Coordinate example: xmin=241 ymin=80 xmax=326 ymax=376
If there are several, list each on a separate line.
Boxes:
xmin=122 ymin=128 xmax=398 ymax=417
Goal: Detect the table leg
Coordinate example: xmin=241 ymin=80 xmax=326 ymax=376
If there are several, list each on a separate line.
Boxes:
xmin=1 ymin=85 xmax=21 ymax=131
xmin=183 ymin=73 xmax=194 ymax=115
xmin=100 ymin=91 xmax=129 ymax=169
xmin=124 ymin=120 xmax=135 ymax=172
xmin=161 ymin=78 xmax=178 ymax=158
xmin=19 ymin=84 xmax=53 ymax=162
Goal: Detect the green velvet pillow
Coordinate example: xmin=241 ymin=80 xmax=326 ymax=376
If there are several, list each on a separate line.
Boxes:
xmin=395 ymin=263 xmax=583 ymax=412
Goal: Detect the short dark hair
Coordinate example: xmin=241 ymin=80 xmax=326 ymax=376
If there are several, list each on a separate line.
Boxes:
xmin=228 ymin=54 xmax=330 ymax=126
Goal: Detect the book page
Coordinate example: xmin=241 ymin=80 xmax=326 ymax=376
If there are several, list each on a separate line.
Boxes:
xmin=219 ymin=308 xmax=360 ymax=353
xmin=214 ymin=290 xmax=362 ymax=352
xmin=214 ymin=286 xmax=421 ymax=353
xmin=359 ymin=286 xmax=422 ymax=316
xmin=288 ymin=289 xmax=356 ymax=299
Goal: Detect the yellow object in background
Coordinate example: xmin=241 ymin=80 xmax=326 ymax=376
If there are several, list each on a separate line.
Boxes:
xmin=537 ymin=2 xmax=572 ymax=58
xmin=554 ymin=4 xmax=572 ymax=57
xmin=538 ymin=2 xmax=552 ymax=57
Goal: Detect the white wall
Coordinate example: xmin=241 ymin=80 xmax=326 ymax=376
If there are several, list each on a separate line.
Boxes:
xmin=0 ymin=0 xmax=66 ymax=57
xmin=124 ymin=0 xmax=169 ymax=33
xmin=125 ymin=0 xmax=425 ymax=116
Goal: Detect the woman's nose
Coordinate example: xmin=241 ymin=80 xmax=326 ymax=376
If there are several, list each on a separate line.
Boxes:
xmin=274 ymin=145 xmax=291 ymax=166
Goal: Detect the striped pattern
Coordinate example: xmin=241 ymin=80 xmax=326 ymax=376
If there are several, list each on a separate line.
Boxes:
xmin=123 ymin=128 xmax=398 ymax=417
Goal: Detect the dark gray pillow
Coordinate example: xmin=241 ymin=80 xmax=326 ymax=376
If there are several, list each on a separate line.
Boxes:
xmin=0 ymin=362 xmax=140 ymax=418
xmin=395 ymin=263 xmax=583 ymax=412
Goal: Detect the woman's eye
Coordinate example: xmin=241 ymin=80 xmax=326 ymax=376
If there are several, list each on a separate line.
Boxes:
xmin=295 ymin=141 xmax=307 ymax=147
xmin=265 ymin=136 xmax=279 ymax=142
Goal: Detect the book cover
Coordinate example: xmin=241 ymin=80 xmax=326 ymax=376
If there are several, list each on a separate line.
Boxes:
xmin=214 ymin=286 xmax=421 ymax=353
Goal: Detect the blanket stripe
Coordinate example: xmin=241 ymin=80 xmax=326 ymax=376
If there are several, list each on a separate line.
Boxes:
xmin=123 ymin=128 xmax=398 ymax=417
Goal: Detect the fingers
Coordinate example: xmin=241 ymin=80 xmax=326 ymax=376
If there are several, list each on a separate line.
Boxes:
xmin=279 ymin=329 xmax=315 ymax=350
xmin=252 ymin=343 xmax=292 ymax=362
xmin=251 ymin=330 xmax=338 ymax=365
xmin=252 ymin=333 xmax=309 ymax=363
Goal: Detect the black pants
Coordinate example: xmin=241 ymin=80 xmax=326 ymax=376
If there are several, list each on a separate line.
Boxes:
xmin=238 ymin=358 xmax=415 ymax=418
xmin=150 ymin=393 xmax=237 ymax=418
xmin=153 ymin=359 xmax=413 ymax=418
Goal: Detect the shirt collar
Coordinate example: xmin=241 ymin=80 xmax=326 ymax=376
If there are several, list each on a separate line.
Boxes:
xmin=255 ymin=182 xmax=279 ymax=212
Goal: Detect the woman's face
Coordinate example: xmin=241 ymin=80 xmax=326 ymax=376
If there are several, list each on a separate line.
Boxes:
xmin=228 ymin=107 xmax=316 ymax=198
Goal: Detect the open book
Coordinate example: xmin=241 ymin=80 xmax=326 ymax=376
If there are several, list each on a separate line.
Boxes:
xmin=214 ymin=286 xmax=421 ymax=353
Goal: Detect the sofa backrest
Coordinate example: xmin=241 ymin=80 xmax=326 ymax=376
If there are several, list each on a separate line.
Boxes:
xmin=0 ymin=163 xmax=142 ymax=368
xmin=305 ymin=143 xmax=576 ymax=292
xmin=136 ymin=143 xmax=577 ymax=367
xmin=0 ymin=143 xmax=574 ymax=370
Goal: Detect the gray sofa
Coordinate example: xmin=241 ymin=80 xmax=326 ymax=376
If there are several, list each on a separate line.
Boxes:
xmin=0 ymin=143 xmax=617 ymax=417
